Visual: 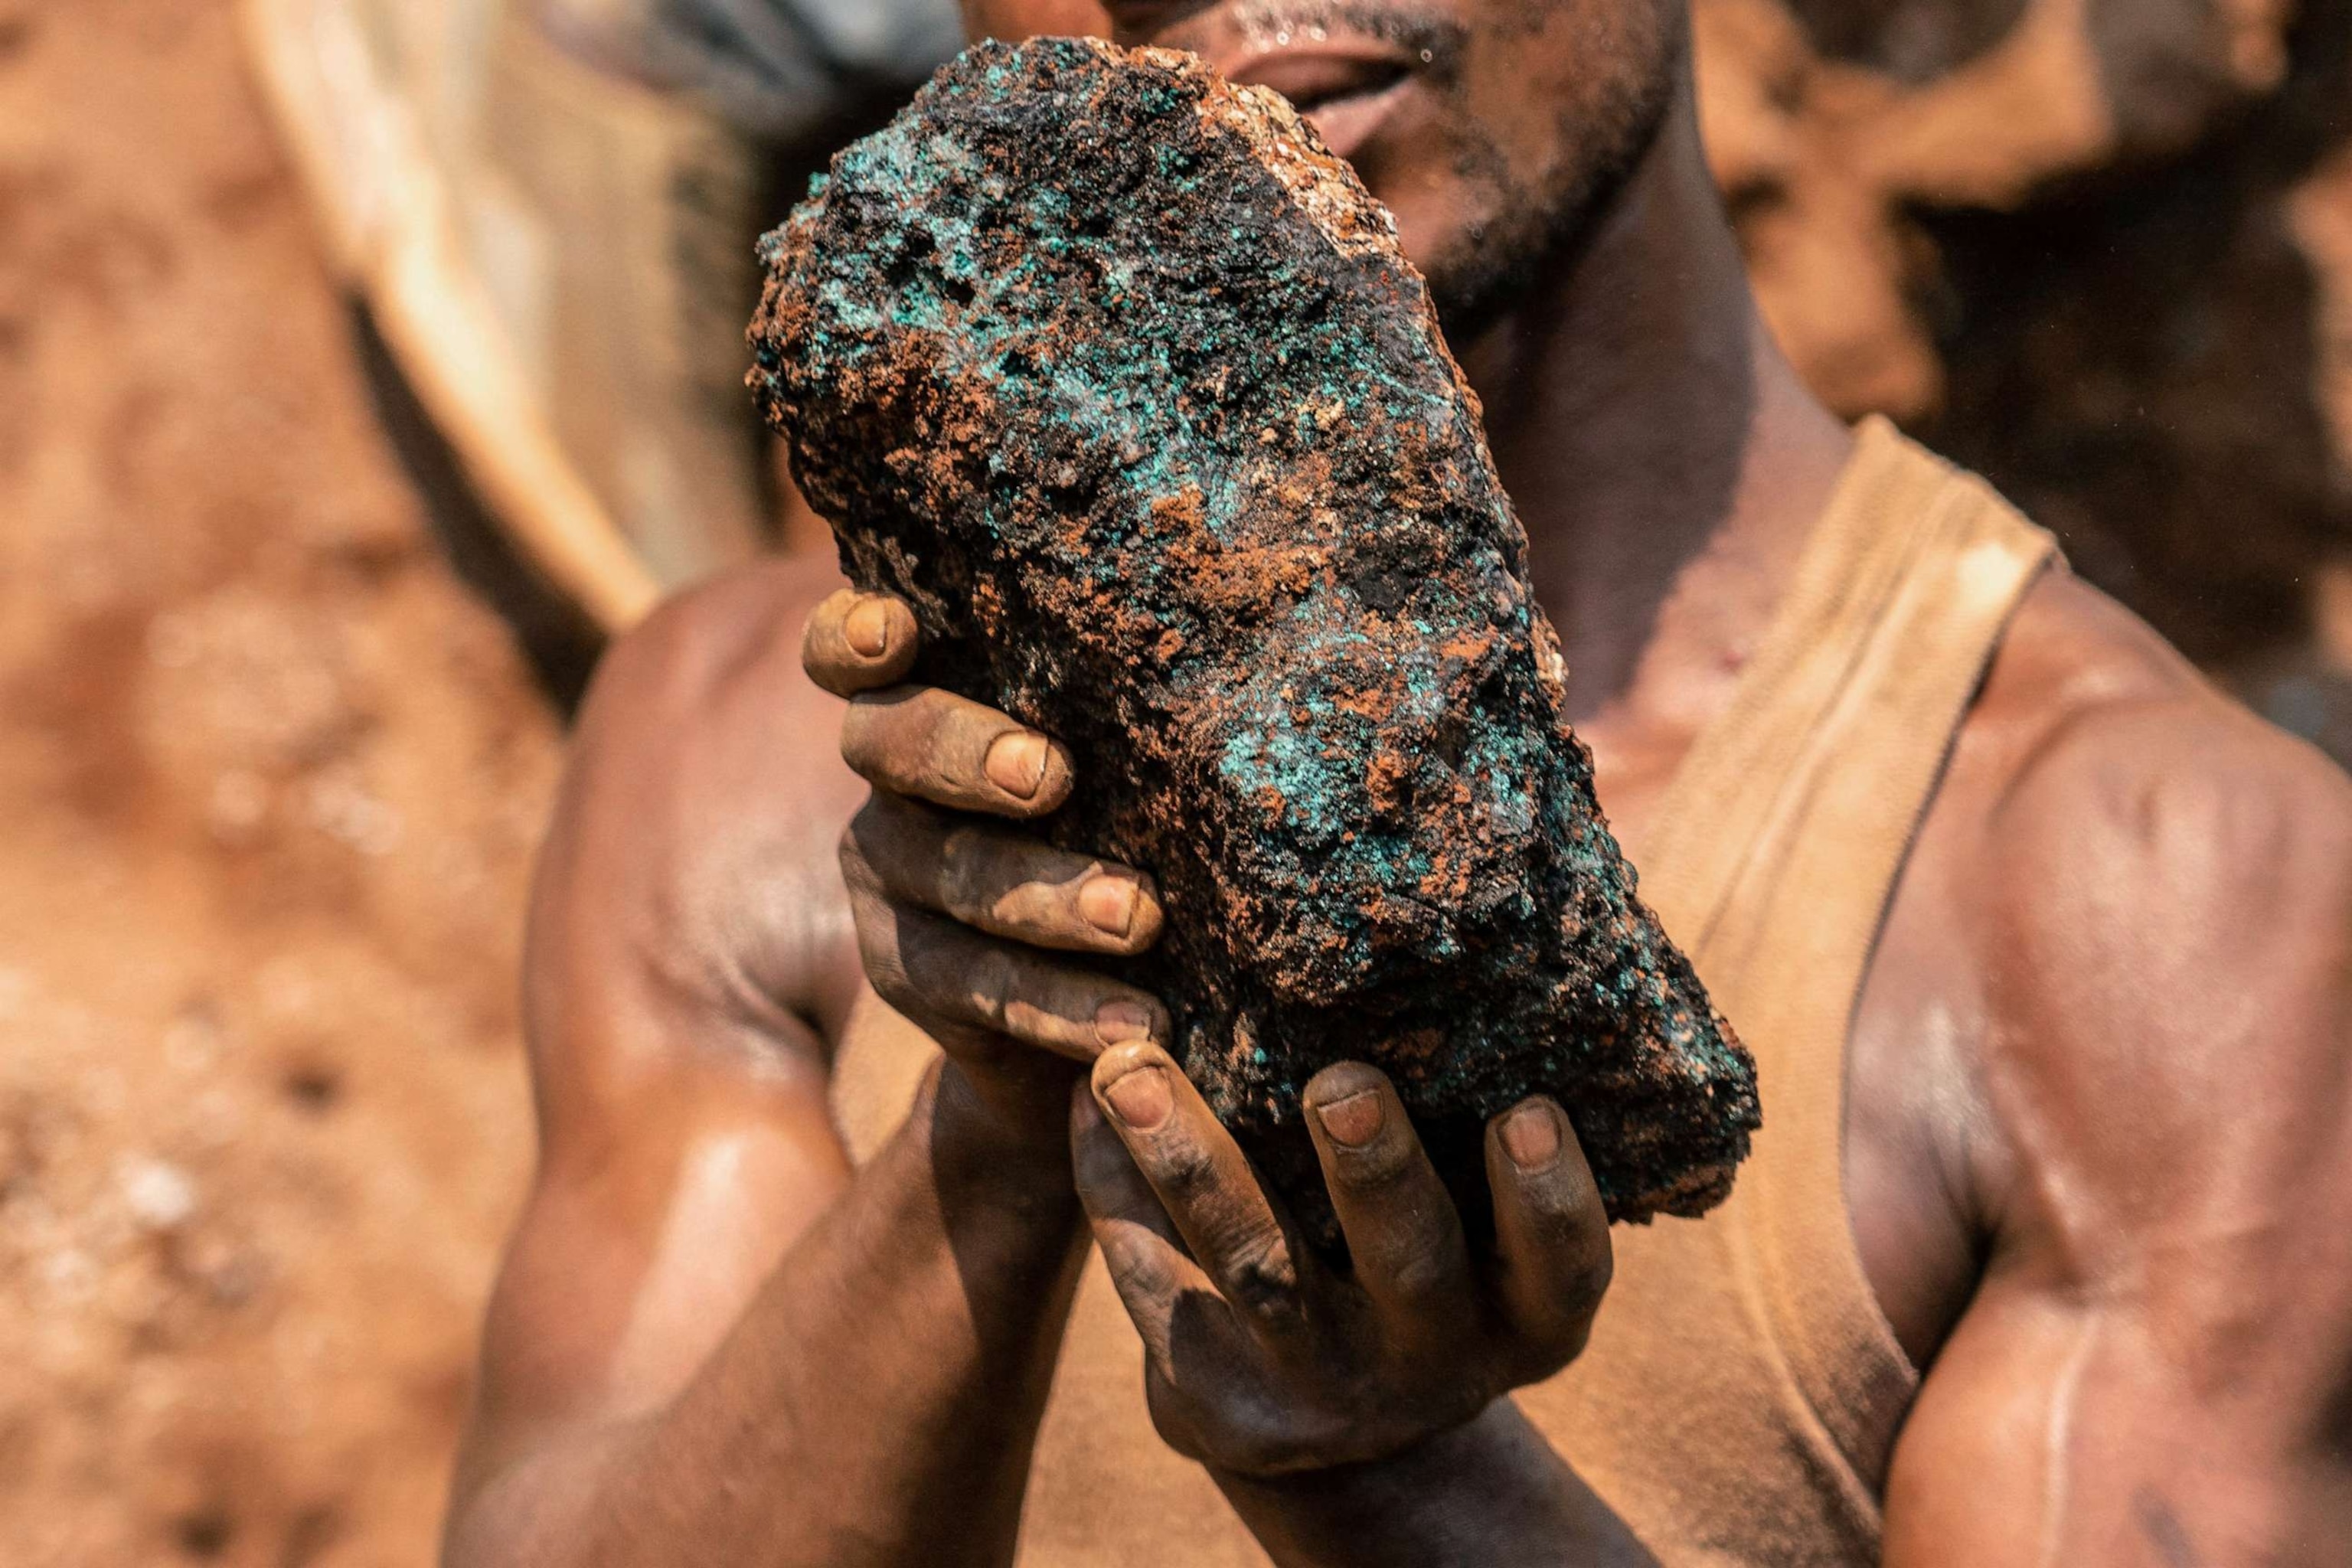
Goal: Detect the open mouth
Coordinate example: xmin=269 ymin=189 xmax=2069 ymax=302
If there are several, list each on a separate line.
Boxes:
xmin=1266 ymin=56 xmax=1414 ymax=116
xmin=1224 ymin=49 xmax=1420 ymax=158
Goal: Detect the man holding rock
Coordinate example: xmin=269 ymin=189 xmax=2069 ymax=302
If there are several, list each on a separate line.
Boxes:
xmin=439 ymin=2 xmax=2352 ymax=1564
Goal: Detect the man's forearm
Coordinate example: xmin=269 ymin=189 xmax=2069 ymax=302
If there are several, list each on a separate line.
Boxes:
xmin=448 ymin=1065 xmax=1088 ymax=1568
xmin=1215 ymin=1402 xmax=1660 ymax=1568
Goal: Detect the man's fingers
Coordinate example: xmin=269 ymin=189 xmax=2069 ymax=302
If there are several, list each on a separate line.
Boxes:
xmin=802 ymin=589 xmax=920 ymax=696
xmin=846 ymin=795 xmax=1164 ymax=957
xmin=813 ymin=590 xmax=1080 ymax=820
xmin=1071 ymin=1084 xmax=1215 ymax=1365
xmin=1484 ymin=1097 xmax=1613 ymax=1365
xmin=847 ymin=887 xmax=1170 ymax=1063
xmin=841 ymin=686 xmax=1075 ymax=818
xmin=1092 ymin=1044 xmax=1306 ymax=1331
xmin=1302 ymin=1063 xmax=1476 ymax=1335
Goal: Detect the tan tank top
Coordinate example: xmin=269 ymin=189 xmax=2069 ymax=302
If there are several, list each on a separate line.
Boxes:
xmin=828 ymin=420 xmax=2057 ymax=1565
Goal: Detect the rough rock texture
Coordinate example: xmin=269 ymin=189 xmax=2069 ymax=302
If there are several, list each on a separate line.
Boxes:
xmin=751 ymin=38 xmax=1759 ymax=1230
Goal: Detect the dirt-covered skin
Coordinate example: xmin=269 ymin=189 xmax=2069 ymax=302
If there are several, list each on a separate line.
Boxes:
xmin=750 ymin=38 xmax=1758 ymax=1229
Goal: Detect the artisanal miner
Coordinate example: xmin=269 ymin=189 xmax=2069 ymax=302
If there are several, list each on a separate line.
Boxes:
xmin=750 ymin=36 xmax=1759 ymax=1231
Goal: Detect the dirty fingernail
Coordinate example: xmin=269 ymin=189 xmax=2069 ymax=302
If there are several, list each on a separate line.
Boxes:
xmin=1094 ymin=999 xmax=1155 ymax=1046
xmin=1078 ymin=874 xmax=1137 ymax=938
xmin=1102 ymin=1063 xmax=1172 ymax=1130
xmin=985 ymin=732 xmax=1049 ymax=799
xmin=844 ymin=598 xmax=893 ymax=657
xmin=1501 ymin=1102 xmax=1562 ymax=1171
xmin=1315 ymin=1089 xmax=1385 ymax=1148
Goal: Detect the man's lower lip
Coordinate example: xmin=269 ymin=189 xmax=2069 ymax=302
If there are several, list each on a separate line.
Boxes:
xmin=1301 ymin=77 xmax=1415 ymax=161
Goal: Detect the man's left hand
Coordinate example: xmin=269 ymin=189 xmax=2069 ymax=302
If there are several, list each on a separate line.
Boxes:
xmin=1071 ymin=1046 xmax=1613 ymax=1478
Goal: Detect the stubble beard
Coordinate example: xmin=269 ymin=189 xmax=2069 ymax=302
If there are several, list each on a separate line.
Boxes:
xmin=1417 ymin=8 xmax=1684 ymax=342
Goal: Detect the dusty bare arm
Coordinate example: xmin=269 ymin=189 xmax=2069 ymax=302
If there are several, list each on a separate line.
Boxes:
xmin=1207 ymin=1405 xmax=1658 ymax=1568
xmin=439 ymin=566 xmax=1159 ymax=1568
xmin=1885 ymin=700 xmax=2352 ymax=1566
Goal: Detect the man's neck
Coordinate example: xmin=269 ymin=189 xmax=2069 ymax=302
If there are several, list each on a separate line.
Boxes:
xmin=1456 ymin=84 xmax=1852 ymax=762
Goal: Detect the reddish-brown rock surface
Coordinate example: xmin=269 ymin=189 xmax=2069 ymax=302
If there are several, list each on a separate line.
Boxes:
xmin=753 ymin=39 xmax=1758 ymax=1236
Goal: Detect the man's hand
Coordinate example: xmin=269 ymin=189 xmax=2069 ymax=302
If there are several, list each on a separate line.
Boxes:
xmin=802 ymin=586 xmax=1615 ymax=1476
xmin=801 ymin=589 xmax=1172 ymax=1144
xmin=798 ymin=584 xmax=1652 ymax=1566
xmin=1071 ymin=1045 xmax=1613 ymax=1477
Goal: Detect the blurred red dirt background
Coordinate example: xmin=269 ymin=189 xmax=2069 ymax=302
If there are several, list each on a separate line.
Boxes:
xmin=2 ymin=3 xmax=556 ymax=1563
xmin=4 ymin=1 xmax=2350 ymax=1565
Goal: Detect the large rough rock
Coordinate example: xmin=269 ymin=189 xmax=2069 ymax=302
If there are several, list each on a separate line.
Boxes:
xmin=750 ymin=38 xmax=1759 ymax=1230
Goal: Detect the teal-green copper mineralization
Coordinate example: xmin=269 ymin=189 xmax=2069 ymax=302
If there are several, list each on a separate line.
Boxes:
xmin=750 ymin=37 xmax=1758 ymax=1239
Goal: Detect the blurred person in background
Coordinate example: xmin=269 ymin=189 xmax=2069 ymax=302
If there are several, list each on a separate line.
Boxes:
xmin=249 ymin=0 xmax=964 ymax=636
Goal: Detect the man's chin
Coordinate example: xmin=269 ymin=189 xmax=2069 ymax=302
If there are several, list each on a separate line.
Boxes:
xmin=1403 ymin=140 xmax=1676 ymax=345
xmin=1422 ymin=253 xmax=1540 ymax=349
xmin=1387 ymin=203 xmax=1556 ymax=348
xmin=1342 ymin=113 xmax=1568 ymax=345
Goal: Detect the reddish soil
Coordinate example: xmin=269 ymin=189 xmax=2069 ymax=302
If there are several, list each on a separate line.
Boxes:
xmin=0 ymin=3 xmax=557 ymax=1563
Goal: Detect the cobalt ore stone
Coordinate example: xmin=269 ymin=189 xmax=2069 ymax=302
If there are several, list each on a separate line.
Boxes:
xmin=750 ymin=37 xmax=1759 ymax=1230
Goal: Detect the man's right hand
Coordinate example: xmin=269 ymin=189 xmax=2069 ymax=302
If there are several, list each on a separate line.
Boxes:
xmin=449 ymin=564 xmax=1120 ymax=1568
xmin=800 ymin=587 xmax=1173 ymax=1144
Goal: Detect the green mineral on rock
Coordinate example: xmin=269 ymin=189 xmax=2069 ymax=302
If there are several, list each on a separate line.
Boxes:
xmin=750 ymin=36 xmax=1758 ymax=1234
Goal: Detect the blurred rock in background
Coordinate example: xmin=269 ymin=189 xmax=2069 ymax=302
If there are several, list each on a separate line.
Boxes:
xmin=1698 ymin=0 xmax=2352 ymax=747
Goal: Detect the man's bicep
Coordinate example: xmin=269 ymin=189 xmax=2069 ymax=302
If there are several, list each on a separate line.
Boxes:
xmin=463 ymin=1028 xmax=853 ymax=1475
xmin=1885 ymin=1268 xmax=2352 ymax=1565
xmin=1886 ymin=704 xmax=2352 ymax=1564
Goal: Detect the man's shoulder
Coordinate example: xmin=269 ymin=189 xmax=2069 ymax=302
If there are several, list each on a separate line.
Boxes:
xmin=1971 ymin=568 xmax=2352 ymax=921
xmin=560 ymin=554 xmax=872 ymax=1044
xmin=590 ymin=553 xmax=855 ymax=731
xmin=575 ymin=553 xmax=870 ymax=821
xmin=1943 ymin=568 xmax=2352 ymax=1243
